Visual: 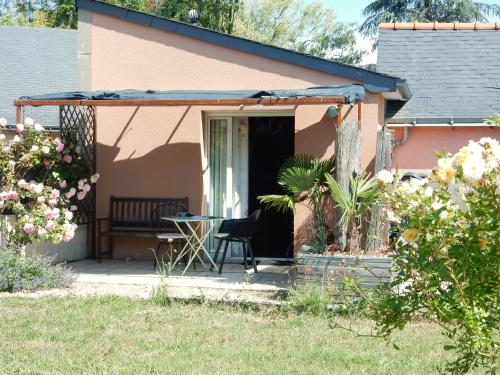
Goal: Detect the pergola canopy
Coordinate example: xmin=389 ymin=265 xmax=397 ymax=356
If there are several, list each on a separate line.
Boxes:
xmin=15 ymin=85 xmax=365 ymax=107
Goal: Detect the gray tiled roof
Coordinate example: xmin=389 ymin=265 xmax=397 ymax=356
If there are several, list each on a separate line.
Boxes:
xmin=0 ymin=26 xmax=77 ymax=127
xmin=377 ymin=29 xmax=500 ymax=122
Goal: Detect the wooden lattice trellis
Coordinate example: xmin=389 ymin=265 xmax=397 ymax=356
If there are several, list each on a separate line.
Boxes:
xmin=59 ymin=106 xmax=96 ymax=256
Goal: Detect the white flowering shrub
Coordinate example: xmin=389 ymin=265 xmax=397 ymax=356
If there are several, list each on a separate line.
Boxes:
xmin=0 ymin=117 xmax=99 ymax=247
xmin=369 ymin=137 xmax=499 ymax=374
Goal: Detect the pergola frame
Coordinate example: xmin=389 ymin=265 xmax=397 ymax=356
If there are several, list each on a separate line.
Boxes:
xmin=13 ymin=95 xmax=363 ymax=258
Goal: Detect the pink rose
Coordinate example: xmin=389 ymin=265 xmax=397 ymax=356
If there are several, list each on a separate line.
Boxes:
xmin=23 ymin=223 xmax=34 ymax=234
xmin=50 ymin=189 xmax=60 ymax=199
xmin=44 ymin=208 xmax=54 ymax=220
xmin=37 ymin=196 xmax=45 ymax=204
xmin=52 ymin=208 xmax=60 ymax=218
xmin=63 ymin=233 xmax=74 ymax=243
xmin=77 ymin=191 xmax=86 ymax=200
xmin=59 ymin=180 xmax=67 ymax=189
xmin=16 ymin=123 xmax=24 ymax=132
xmin=77 ymin=179 xmax=85 ymax=190
xmin=63 ymin=154 xmax=72 ymax=163
xmin=45 ymin=220 xmax=55 ymax=231
xmin=65 ymin=188 xmax=76 ymax=199
xmin=37 ymin=228 xmax=46 ymax=237
xmin=32 ymin=183 xmax=44 ymax=194
xmin=70 ymin=205 xmax=78 ymax=211
xmin=8 ymin=191 xmax=18 ymax=201
xmin=0 ymin=191 xmax=8 ymax=201
xmin=55 ymin=142 xmax=65 ymax=153
xmin=82 ymin=184 xmax=91 ymax=192
xmin=48 ymin=198 xmax=57 ymax=207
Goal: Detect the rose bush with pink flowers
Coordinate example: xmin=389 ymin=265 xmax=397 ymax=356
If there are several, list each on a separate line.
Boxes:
xmin=0 ymin=117 xmax=99 ymax=247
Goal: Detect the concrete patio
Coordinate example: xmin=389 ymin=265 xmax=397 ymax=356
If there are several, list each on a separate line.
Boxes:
xmin=67 ymin=259 xmax=291 ymax=303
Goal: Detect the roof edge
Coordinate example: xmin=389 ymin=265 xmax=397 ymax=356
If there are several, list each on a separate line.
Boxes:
xmin=76 ymin=0 xmax=405 ymax=94
xmin=380 ymin=22 xmax=500 ymax=30
xmin=386 ymin=117 xmax=495 ymax=124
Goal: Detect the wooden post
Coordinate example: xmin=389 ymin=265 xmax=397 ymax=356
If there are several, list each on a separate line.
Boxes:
xmin=357 ymin=102 xmax=362 ymax=129
xmin=15 ymin=106 xmax=23 ymax=124
xmin=366 ymin=128 xmax=394 ymax=252
xmin=334 ymin=121 xmax=362 ymax=251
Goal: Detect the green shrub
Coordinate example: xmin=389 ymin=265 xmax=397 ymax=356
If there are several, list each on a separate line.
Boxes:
xmin=0 ymin=248 xmax=75 ymax=292
xmin=367 ymin=137 xmax=500 ymax=374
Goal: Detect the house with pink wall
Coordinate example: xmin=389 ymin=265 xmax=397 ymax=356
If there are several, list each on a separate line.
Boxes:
xmin=14 ymin=1 xmax=498 ymax=263
xmin=377 ymin=22 xmax=499 ymax=174
xmin=61 ymin=0 xmax=409 ymax=261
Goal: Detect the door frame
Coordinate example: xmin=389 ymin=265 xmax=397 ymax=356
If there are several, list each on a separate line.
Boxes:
xmin=203 ymin=111 xmax=295 ymax=262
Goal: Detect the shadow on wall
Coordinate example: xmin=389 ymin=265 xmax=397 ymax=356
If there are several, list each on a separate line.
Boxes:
xmin=95 ymin=140 xmax=203 ymax=260
xmin=295 ymin=111 xmax=336 ymax=157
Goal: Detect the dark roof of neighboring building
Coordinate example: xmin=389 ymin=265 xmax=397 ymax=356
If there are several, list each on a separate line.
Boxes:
xmin=76 ymin=0 xmax=410 ymax=99
xmin=377 ymin=23 xmax=500 ymax=123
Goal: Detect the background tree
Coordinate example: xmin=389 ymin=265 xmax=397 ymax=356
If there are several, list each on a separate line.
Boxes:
xmin=0 ymin=0 xmax=239 ymax=31
xmin=233 ymin=0 xmax=365 ymax=65
xmin=0 ymin=0 xmax=365 ymax=66
xmin=361 ymin=0 xmax=500 ymax=37
xmin=158 ymin=0 xmax=240 ymax=34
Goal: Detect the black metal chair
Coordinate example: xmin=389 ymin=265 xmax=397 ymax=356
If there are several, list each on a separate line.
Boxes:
xmin=211 ymin=209 xmax=262 ymax=274
xmin=150 ymin=203 xmax=188 ymax=271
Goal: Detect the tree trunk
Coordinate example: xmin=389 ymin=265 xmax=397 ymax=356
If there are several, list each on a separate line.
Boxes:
xmin=334 ymin=121 xmax=361 ymax=251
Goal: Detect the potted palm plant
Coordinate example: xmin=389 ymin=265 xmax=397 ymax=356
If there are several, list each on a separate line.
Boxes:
xmin=258 ymin=154 xmax=335 ymax=253
xmin=295 ymin=172 xmax=393 ymax=290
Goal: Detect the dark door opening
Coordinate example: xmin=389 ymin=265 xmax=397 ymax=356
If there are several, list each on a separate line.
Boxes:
xmin=248 ymin=116 xmax=294 ymax=259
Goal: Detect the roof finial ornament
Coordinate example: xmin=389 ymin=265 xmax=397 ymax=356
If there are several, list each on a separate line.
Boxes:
xmin=188 ymin=9 xmax=200 ymax=25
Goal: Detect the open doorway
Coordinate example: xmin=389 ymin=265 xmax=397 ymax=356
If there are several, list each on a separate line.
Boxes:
xmin=205 ymin=115 xmax=294 ymax=260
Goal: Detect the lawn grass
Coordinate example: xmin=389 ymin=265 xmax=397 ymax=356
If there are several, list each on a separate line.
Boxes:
xmin=0 ymin=296 xmax=481 ymax=374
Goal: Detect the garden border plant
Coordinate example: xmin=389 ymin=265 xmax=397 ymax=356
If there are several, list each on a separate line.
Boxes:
xmin=0 ymin=116 xmax=98 ymax=292
xmin=336 ymin=135 xmax=499 ymax=374
xmin=0 ymin=116 xmax=99 ymax=248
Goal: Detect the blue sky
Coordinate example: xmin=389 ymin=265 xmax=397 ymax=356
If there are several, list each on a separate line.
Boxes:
xmin=324 ymin=0 xmax=500 ymax=24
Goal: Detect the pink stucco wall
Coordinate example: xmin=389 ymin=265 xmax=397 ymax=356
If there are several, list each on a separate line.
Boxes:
xmin=87 ymin=12 xmax=383 ymax=258
xmin=393 ymin=126 xmax=500 ymax=171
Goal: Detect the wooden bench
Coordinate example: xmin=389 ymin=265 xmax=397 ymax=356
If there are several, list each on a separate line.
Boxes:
xmin=97 ymin=196 xmax=188 ymax=262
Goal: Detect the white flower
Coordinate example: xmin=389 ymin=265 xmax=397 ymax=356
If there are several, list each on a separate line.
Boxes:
xmin=448 ymin=181 xmax=469 ymax=212
xmin=17 ymin=179 xmax=28 ymax=189
xmin=34 ymin=123 xmax=44 ymax=131
xmin=462 ymin=156 xmax=485 ymax=182
xmin=439 ymin=211 xmax=449 ymax=220
xmin=0 ymin=134 xmax=5 ymax=141
xmin=8 ymin=160 xmax=15 ymax=167
xmin=431 ymin=200 xmax=443 ymax=210
xmin=41 ymin=146 xmax=50 ymax=154
xmin=16 ymin=123 xmax=24 ymax=132
xmin=65 ymin=211 xmax=73 ymax=221
xmin=386 ymin=210 xmax=401 ymax=224
xmin=24 ymin=117 xmax=34 ymax=127
xmin=424 ymin=186 xmax=434 ymax=197
xmin=32 ymin=183 xmax=44 ymax=194
xmin=375 ymin=170 xmax=394 ymax=185
xmin=12 ymin=135 xmax=21 ymax=143
xmin=90 ymin=173 xmax=100 ymax=183
xmin=0 ymin=118 xmax=7 ymax=127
